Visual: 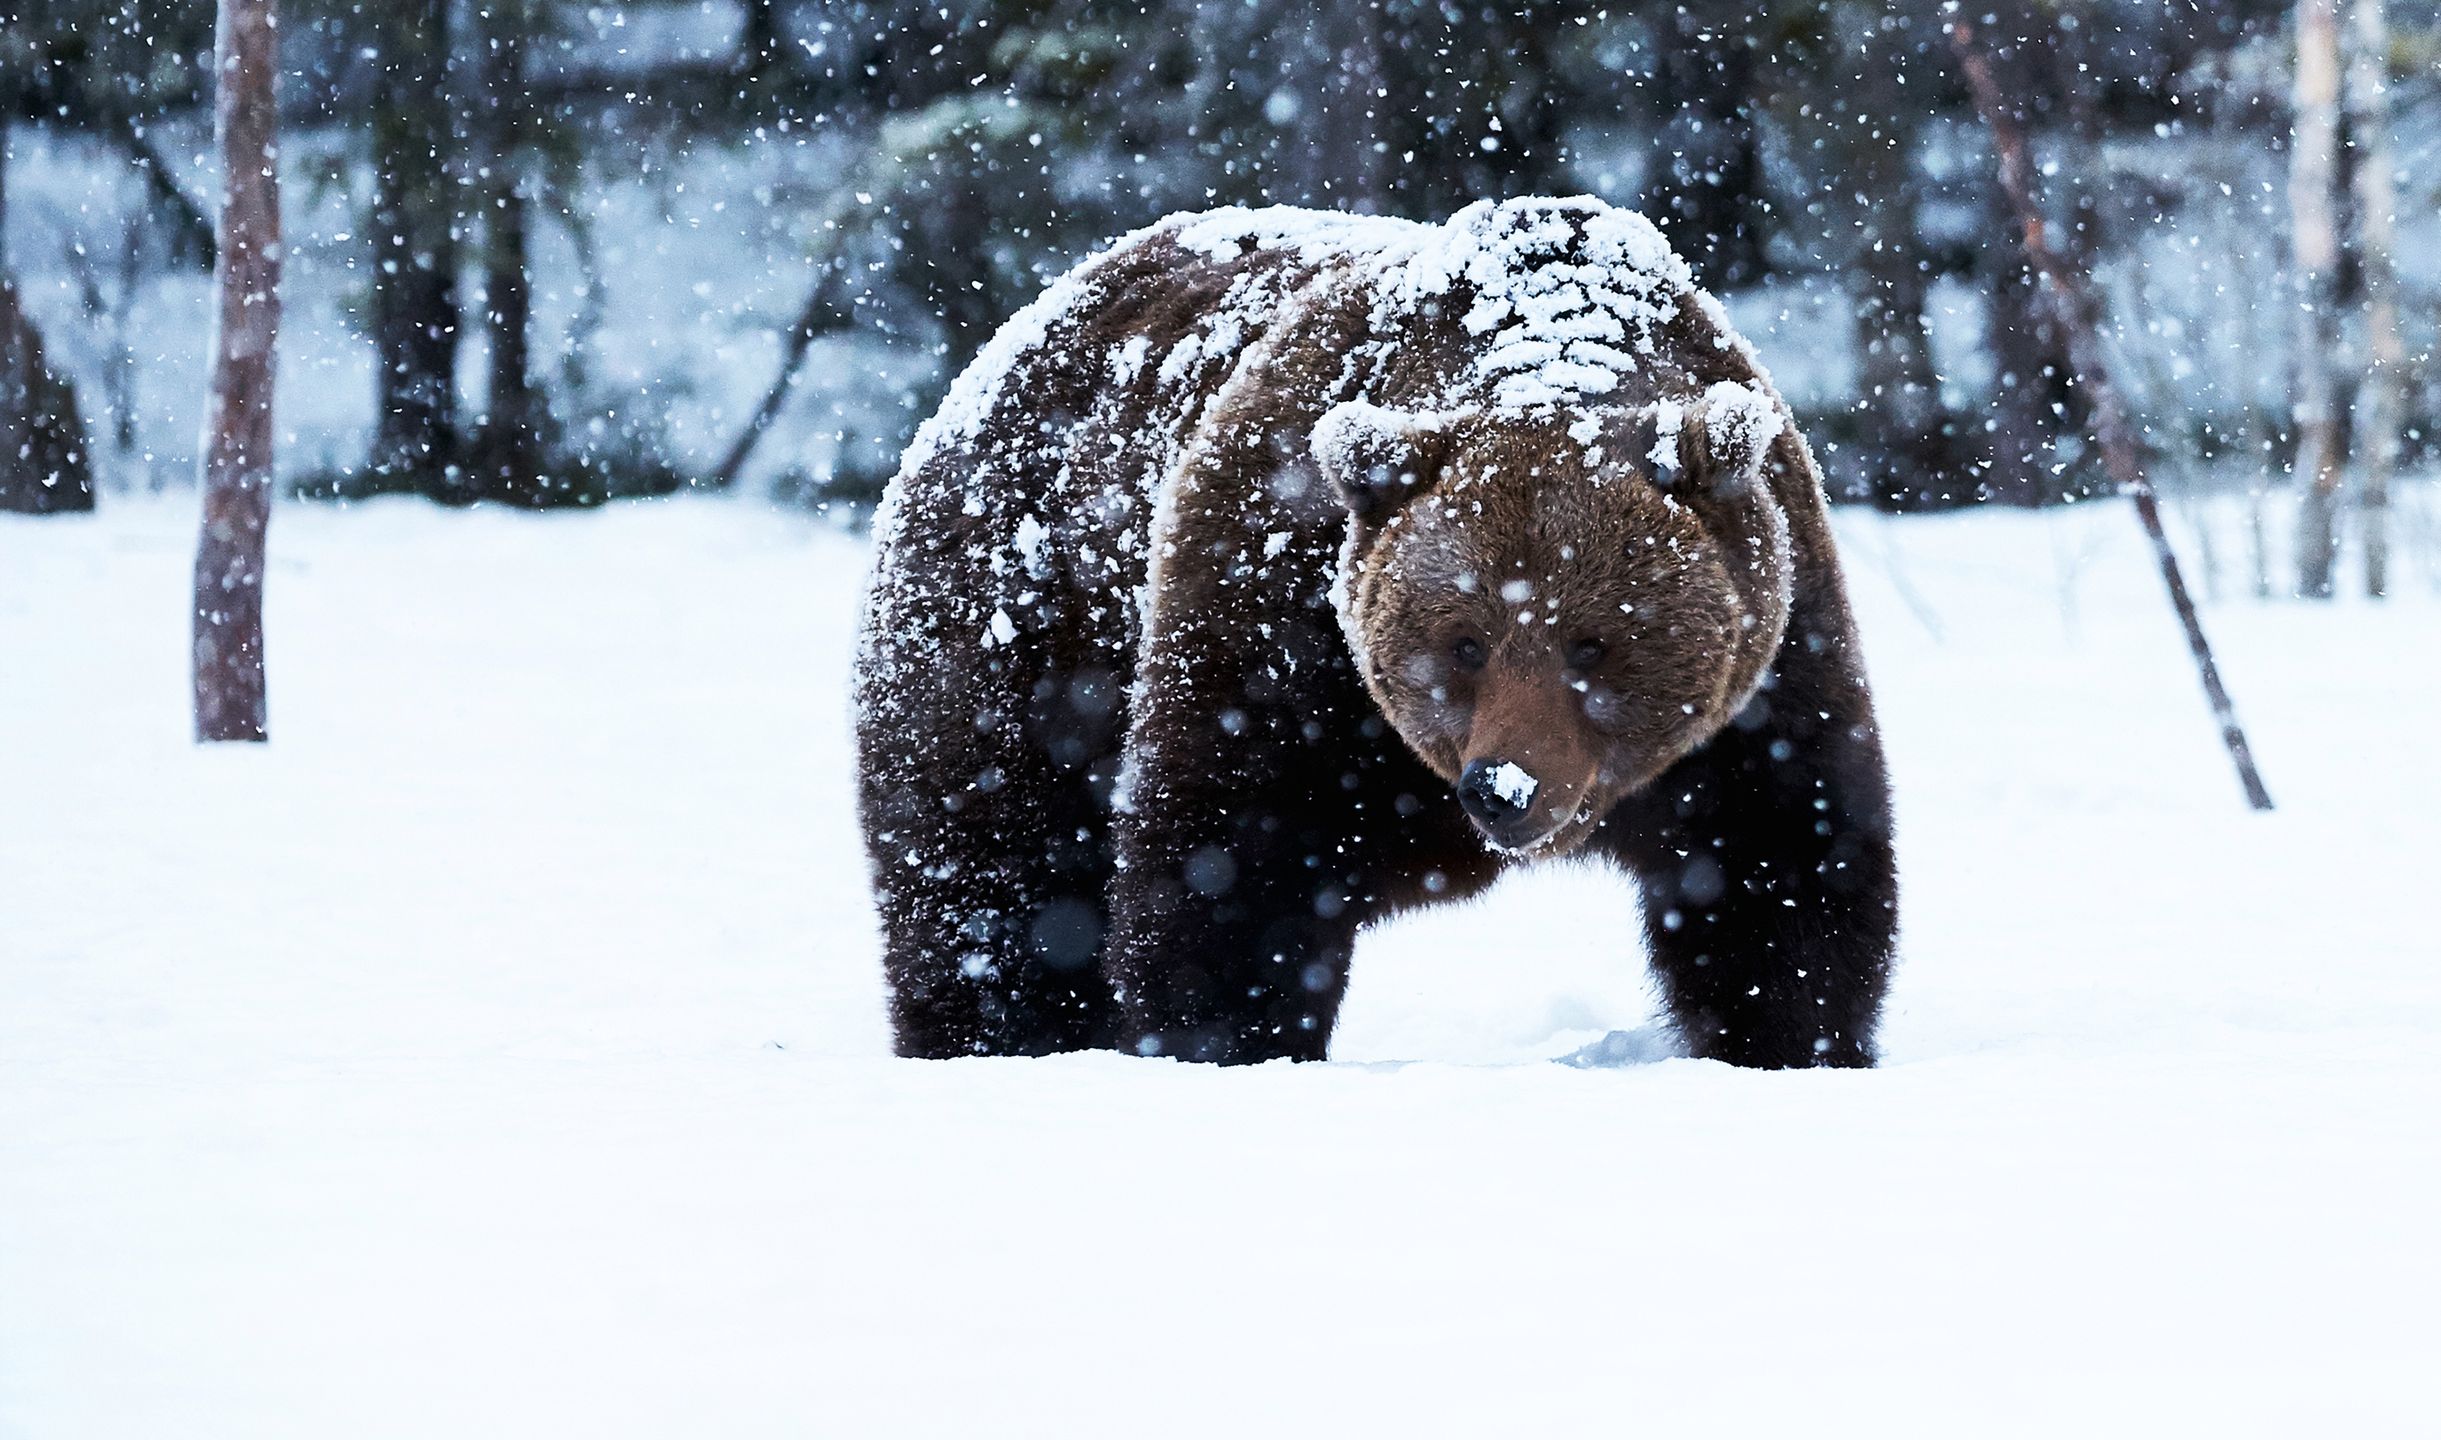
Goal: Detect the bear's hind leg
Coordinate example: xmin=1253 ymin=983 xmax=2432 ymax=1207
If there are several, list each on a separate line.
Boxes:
xmin=874 ymin=864 xmax=1113 ymax=1059
xmin=861 ymin=687 xmax=1119 ymax=1059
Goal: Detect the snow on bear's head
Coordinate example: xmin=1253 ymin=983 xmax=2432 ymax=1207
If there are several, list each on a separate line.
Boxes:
xmin=1377 ymin=195 xmax=1696 ymax=421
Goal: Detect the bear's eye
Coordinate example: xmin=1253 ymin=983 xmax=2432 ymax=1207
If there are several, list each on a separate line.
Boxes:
xmin=1566 ymin=639 xmax=1608 ymax=672
xmin=1450 ymin=636 xmax=1487 ymax=672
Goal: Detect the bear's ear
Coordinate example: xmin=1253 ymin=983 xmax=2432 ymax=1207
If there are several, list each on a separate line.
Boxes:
xmin=1610 ymin=407 xmax=1675 ymax=483
xmin=1673 ymin=382 xmax=1780 ymax=498
xmin=1310 ymin=400 xmax=1455 ymax=520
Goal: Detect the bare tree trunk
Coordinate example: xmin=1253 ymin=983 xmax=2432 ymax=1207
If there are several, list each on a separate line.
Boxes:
xmin=2209 ymin=92 xmax=2282 ymax=600
xmin=4 ymin=130 xmax=98 ymax=515
xmin=193 ymin=0 xmax=282 ymax=743
xmin=1953 ymin=22 xmax=2275 ymax=812
xmin=0 ymin=274 xmax=96 ymax=514
xmin=2242 ymin=239 xmax=2278 ymax=599
xmin=2290 ymin=0 xmax=2348 ymax=598
xmin=2248 ymin=465 xmax=2274 ymax=598
xmin=112 ymin=229 xmax=142 ymax=457
xmin=738 ymin=0 xmax=782 ymax=74
xmin=1644 ymin=1 xmax=1765 ymax=292
xmin=1983 ymin=179 xmax=2086 ymax=504
xmin=1845 ymin=121 xmax=1960 ymax=509
xmin=475 ymin=184 xmax=538 ymax=497
xmin=471 ymin=3 xmax=541 ymax=502
xmin=1853 ymin=209 xmax=1950 ymax=497
xmin=369 ymin=0 xmax=461 ymax=491
xmin=2347 ymin=0 xmax=2399 ymax=598
xmin=5 ymin=124 xmax=102 ymax=513
xmin=1303 ymin=0 xmax=1387 ymax=211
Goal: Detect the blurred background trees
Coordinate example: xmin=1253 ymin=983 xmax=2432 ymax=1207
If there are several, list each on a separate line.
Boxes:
xmin=3 ymin=0 xmax=2435 ymax=594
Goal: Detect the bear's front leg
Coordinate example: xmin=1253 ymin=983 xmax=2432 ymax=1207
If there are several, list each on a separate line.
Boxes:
xmin=1102 ymin=638 xmax=1411 ymax=1064
xmin=1601 ymin=631 xmax=1899 ymax=1068
xmin=1102 ymin=780 xmax=1363 ymax=1064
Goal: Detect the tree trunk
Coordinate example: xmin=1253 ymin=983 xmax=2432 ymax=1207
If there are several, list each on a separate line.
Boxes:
xmin=472 ymin=4 xmax=541 ymax=502
xmin=193 ymin=0 xmax=282 ymax=742
xmin=1981 ymin=182 xmax=2086 ymax=505
xmin=2248 ymin=459 xmax=2275 ymax=599
xmin=1644 ymin=2 xmax=1765 ymax=291
xmin=3 ymin=129 xmax=98 ymax=515
xmin=2346 ymin=0 xmax=2399 ymax=599
xmin=1299 ymin=0 xmax=1387 ymax=211
xmin=474 ymin=184 xmax=539 ymax=499
xmin=1843 ymin=116 xmax=1959 ymax=509
xmin=1853 ymin=215 xmax=1950 ymax=502
xmin=111 ymin=230 xmax=142 ymax=457
xmin=738 ymin=0 xmax=781 ymax=74
xmin=2290 ymin=0 xmax=2348 ymax=598
xmin=0 ymin=274 xmax=96 ymax=514
xmin=369 ymin=0 xmax=461 ymax=492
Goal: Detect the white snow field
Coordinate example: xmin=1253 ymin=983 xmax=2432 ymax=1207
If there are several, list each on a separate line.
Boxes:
xmin=4 ymin=495 xmax=2436 ymax=1437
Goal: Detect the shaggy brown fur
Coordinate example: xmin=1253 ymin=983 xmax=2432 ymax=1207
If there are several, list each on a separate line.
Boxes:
xmin=856 ymin=198 xmax=1896 ymax=1066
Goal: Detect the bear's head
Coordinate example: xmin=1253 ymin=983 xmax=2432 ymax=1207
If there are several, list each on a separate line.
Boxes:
xmin=1315 ymin=388 xmax=1792 ymax=854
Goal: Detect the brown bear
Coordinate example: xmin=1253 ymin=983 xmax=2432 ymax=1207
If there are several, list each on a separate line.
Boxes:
xmin=855 ymin=196 xmax=1896 ymax=1067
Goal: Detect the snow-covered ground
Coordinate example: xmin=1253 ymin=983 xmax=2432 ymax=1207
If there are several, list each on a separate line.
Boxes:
xmin=4 ymin=495 xmax=2437 ymax=1436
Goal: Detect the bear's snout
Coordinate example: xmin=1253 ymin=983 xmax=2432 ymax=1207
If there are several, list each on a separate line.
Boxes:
xmin=1457 ymin=757 xmax=1547 ymax=847
xmin=1453 ymin=664 xmax=1604 ymax=851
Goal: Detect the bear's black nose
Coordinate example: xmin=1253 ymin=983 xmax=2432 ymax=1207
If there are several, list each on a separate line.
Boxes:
xmin=1458 ymin=757 xmax=1541 ymax=845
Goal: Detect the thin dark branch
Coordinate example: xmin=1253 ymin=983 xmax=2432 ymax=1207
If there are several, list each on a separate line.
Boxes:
xmin=111 ymin=114 xmax=217 ymax=271
xmin=711 ymin=269 xmax=851 ymax=489
xmin=1950 ymin=20 xmax=2274 ymax=812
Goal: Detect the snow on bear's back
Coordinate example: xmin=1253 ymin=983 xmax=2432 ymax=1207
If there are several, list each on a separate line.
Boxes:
xmin=868 ymin=195 xmax=1757 ymax=581
xmin=889 ymin=196 xmax=1710 ymax=494
xmin=889 ymin=205 xmax=1433 ymax=492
